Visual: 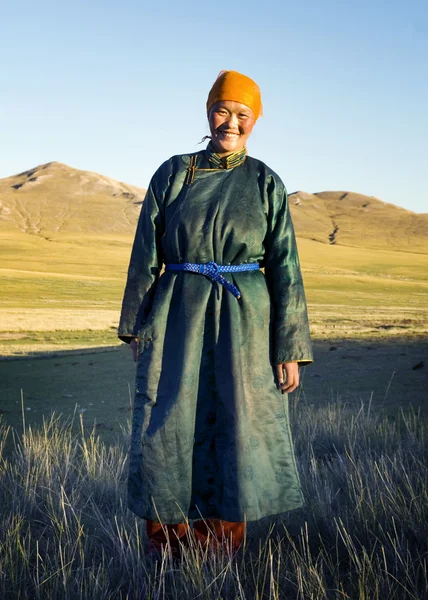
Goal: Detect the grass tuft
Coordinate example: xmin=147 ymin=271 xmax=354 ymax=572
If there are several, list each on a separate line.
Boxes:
xmin=0 ymin=400 xmax=427 ymax=599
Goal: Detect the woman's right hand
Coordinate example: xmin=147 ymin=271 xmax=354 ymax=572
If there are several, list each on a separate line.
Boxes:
xmin=130 ymin=338 xmax=139 ymax=362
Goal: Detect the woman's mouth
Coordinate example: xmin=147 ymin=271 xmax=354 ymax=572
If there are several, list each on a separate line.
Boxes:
xmin=217 ymin=130 xmax=240 ymax=139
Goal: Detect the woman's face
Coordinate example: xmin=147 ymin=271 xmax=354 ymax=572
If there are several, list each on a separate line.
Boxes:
xmin=208 ymin=100 xmax=256 ymax=156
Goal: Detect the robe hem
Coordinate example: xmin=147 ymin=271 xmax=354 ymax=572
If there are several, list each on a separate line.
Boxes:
xmin=127 ymin=500 xmax=305 ymax=524
xmin=118 ymin=333 xmax=139 ymax=343
xmin=275 ymin=358 xmax=313 ymax=366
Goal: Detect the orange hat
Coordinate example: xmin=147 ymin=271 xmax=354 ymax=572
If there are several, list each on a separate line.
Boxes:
xmin=206 ymin=70 xmax=263 ymax=121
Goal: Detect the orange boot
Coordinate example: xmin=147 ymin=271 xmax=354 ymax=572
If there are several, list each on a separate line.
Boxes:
xmin=193 ymin=519 xmax=246 ymax=554
xmin=146 ymin=520 xmax=190 ymax=559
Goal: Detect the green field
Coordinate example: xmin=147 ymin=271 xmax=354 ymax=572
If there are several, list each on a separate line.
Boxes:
xmin=1 ymin=233 xmax=427 ymax=355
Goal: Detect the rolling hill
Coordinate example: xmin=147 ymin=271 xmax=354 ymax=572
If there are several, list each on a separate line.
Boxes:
xmin=0 ymin=162 xmax=146 ymax=238
xmin=1 ymin=161 xmax=427 ymax=253
xmin=288 ymin=190 xmax=428 ymax=254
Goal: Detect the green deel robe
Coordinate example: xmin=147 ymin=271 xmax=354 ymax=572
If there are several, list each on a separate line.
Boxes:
xmin=118 ymin=148 xmax=313 ymax=523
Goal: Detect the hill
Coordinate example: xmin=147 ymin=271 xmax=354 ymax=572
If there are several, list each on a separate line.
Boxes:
xmin=1 ymin=162 xmax=427 ymax=253
xmin=0 ymin=161 xmax=145 ymax=238
xmin=288 ymin=191 xmax=428 ymax=254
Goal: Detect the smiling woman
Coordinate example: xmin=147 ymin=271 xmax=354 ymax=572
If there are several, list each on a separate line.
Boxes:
xmin=207 ymin=70 xmax=261 ymax=156
xmin=117 ymin=70 xmax=313 ymax=559
xmin=209 ymin=101 xmax=255 ymax=155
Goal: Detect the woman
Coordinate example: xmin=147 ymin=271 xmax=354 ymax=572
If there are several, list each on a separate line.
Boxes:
xmin=118 ymin=70 xmax=313 ymax=557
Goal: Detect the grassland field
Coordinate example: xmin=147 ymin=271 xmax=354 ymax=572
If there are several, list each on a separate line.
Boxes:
xmin=1 ymin=169 xmax=428 ymax=597
xmin=1 ymin=233 xmax=427 ymax=353
xmin=0 ymin=230 xmax=427 ymax=449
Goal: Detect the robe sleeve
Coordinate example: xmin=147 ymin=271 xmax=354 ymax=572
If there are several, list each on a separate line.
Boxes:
xmin=117 ymin=165 xmax=166 ymax=343
xmin=263 ymin=174 xmax=313 ymax=366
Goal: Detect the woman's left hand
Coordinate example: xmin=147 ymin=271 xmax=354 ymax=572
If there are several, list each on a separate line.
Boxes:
xmin=276 ymin=362 xmax=299 ymax=394
xmin=130 ymin=337 xmax=139 ymax=362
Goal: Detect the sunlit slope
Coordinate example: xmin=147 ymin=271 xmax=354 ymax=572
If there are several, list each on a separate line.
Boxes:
xmin=289 ymin=191 xmax=428 ymax=254
xmin=0 ymin=162 xmax=146 ymax=303
xmin=1 ymin=161 xmax=427 ymax=305
xmin=0 ymin=161 xmax=146 ymax=237
xmin=1 ymin=162 xmax=427 ymax=253
xmin=0 ymin=162 xmax=145 ymax=322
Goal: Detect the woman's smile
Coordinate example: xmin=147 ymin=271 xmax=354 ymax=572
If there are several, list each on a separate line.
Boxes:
xmin=209 ymin=100 xmax=255 ymax=156
xmin=214 ymin=130 xmax=241 ymax=143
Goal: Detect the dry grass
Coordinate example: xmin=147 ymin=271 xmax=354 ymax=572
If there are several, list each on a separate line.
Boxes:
xmin=0 ymin=309 xmax=120 ymax=332
xmin=0 ymin=398 xmax=427 ymax=599
xmin=308 ymin=304 xmax=428 ymax=339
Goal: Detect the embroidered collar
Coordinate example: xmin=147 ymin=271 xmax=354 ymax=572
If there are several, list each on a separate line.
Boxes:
xmin=205 ymin=142 xmax=247 ymax=169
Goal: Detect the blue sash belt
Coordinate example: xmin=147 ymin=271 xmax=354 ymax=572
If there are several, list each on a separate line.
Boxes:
xmin=165 ymin=261 xmax=260 ymax=299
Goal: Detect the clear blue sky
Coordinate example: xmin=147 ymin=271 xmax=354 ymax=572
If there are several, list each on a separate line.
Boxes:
xmin=1 ymin=0 xmax=427 ymax=213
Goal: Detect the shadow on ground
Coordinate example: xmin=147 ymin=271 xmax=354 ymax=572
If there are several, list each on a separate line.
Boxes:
xmin=0 ymin=337 xmax=426 ymax=451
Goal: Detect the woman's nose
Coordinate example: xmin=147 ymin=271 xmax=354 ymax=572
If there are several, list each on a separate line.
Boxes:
xmin=226 ymin=113 xmax=239 ymax=129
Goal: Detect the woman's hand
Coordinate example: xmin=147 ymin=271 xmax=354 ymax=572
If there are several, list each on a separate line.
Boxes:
xmin=130 ymin=337 xmax=139 ymax=362
xmin=276 ymin=362 xmax=299 ymax=394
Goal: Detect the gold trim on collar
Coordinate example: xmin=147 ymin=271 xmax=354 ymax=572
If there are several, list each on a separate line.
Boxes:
xmin=206 ymin=143 xmax=247 ymax=169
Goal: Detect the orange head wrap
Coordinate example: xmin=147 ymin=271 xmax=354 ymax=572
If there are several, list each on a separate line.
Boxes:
xmin=206 ymin=70 xmax=263 ymax=121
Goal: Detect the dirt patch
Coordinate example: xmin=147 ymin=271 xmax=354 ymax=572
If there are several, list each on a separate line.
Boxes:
xmin=299 ymin=337 xmax=428 ymax=413
xmin=0 ymin=333 xmax=27 ymax=340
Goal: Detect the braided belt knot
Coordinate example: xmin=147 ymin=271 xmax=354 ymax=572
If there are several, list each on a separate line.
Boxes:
xmin=165 ymin=261 xmax=260 ymax=299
